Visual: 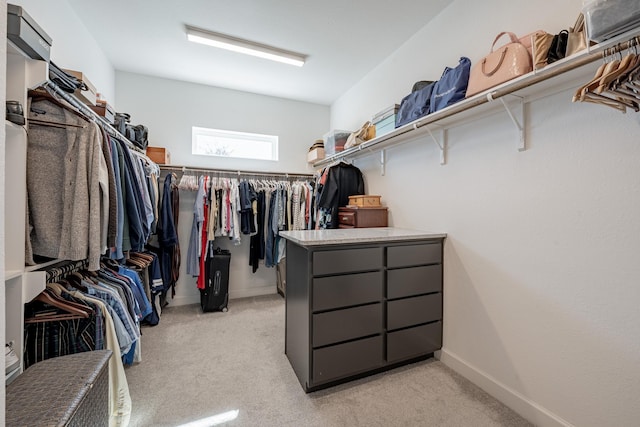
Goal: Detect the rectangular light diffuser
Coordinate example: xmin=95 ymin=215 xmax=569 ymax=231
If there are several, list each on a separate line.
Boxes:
xmin=186 ymin=25 xmax=306 ymax=67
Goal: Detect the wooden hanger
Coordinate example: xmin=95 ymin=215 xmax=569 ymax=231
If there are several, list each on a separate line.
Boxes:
xmin=28 ymin=117 xmax=86 ymax=129
xmin=597 ymin=49 xmax=640 ymax=111
xmin=46 ymin=283 xmax=95 ymax=314
xmin=594 ymin=52 xmax=636 ymax=94
xmin=573 ymin=59 xmax=611 ymax=102
xmin=573 ymin=48 xmax=638 ymax=112
xmin=28 ymin=88 xmax=92 ymax=123
xmin=65 ymin=272 xmax=89 ymax=292
xmin=30 ymin=289 xmax=89 ymax=319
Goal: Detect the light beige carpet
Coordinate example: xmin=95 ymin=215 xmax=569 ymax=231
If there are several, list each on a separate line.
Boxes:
xmin=125 ymin=294 xmax=532 ymax=427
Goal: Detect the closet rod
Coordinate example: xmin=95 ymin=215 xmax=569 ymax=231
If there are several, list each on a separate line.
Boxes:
xmin=160 ymin=164 xmax=314 ymax=179
xmin=40 ymin=80 xmax=146 ymax=155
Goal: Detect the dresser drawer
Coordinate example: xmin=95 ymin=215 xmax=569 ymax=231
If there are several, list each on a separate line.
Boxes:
xmin=387 ymin=242 xmax=441 ymax=268
xmin=313 ymin=271 xmax=382 ymax=312
xmin=387 ymin=322 xmax=442 ymax=363
xmin=313 ymin=247 xmax=383 ymax=275
xmin=387 ymin=294 xmax=442 ymax=331
xmin=339 ymin=211 xmax=356 ymax=226
xmin=313 ymin=303 xmax=382 ymax=347
xmin=313 ymin=335 xmax=383 ymax=384
xmin=387 ymin=265 xmax=442 ymax=299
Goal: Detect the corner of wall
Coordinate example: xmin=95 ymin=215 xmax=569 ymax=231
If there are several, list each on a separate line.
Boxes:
xmin=439 ymin=349 xmax=572 ymax=427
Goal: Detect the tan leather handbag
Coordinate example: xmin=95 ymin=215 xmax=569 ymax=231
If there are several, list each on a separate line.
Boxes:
xmin=566 ymin=13 xmax=588 ymax=57
xmin=518 ymin=30 xmax=545 ymax=61
xmin=466 ymin=32 xmax=533 ymax=97
xmin=344 ymin=121 xmax=375 ymax=149
xmin=533 ymin=31 xmax=555 ymax=70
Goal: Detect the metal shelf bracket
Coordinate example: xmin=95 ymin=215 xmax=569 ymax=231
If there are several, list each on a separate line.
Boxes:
xmin=380 ymin=149 xmax=386 ymax=176
xmin=497 ymin=94 xmax=526 ymax=151
xmin=425 ymin=125 xmax=447 ymax=165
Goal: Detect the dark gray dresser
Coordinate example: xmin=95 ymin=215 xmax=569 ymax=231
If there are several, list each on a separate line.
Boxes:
xmin=280 ymin=227 xmax=445 ymax=392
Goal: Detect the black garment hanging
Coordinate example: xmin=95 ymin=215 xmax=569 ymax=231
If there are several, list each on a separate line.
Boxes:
xmin=318 ymin=162 xmax=365 ymax=228
xmin=250 ymin=190 xmax=266 ymax=273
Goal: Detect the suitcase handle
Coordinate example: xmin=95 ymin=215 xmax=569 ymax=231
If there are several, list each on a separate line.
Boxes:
xmin=214 ymin=270 xmax=221 ymax=296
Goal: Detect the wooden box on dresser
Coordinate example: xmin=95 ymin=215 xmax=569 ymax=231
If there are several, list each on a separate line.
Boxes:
xmin=280 ymin=228 xmax=445 ymax=392
xmin=338 ymin=206 xmax=388 ymax=228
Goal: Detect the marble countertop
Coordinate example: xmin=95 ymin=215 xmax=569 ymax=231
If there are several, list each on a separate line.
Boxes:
xmin=279 ymin=227 xmax=446 ymax=247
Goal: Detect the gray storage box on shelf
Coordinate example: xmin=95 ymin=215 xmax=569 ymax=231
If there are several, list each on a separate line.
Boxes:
xmin=7 ymin=4 xmax=52 ymax=61
xmin=584 ymin=0 xmax=640 ymax=42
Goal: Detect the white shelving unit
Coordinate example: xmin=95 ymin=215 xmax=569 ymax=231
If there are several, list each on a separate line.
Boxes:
xmin=4 ymin=41 xmax=48 ymax=385
xmin=314 ymin=27 xmax=640 ymax=172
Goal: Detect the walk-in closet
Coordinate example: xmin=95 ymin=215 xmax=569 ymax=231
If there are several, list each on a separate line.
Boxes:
xmin=2 ymin=1 xmax=639 ymax=426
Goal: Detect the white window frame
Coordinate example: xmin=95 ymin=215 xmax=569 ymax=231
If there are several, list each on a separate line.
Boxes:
xmin=192 ymin=126 xmax=279 ymax=161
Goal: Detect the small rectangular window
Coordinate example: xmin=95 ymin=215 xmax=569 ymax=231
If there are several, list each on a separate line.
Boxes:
xmin=192 ymin=126 xmax=279 ymax=161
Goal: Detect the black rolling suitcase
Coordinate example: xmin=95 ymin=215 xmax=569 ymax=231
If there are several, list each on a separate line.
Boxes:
xmin=200 ymin=247 xmax=231 ymax=312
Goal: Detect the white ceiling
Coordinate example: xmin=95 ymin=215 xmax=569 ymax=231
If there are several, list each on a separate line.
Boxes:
xmin=67 ymin=0 xmax=452 ymax=106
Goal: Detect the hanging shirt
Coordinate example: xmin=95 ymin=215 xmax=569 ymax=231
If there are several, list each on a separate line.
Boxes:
xmin=109 ymin=138 xmax=125 ymax=260
xmin=187 ymin=176 xmax=206 ymax=276
xmin=117 ymin=139 xmax=146 ymax=251
xmin=207 ymin=181 xmax=217 ymax=243
xmin=197 ymin=177 xmax=210 ymax=290
xmin=118 ymin=266 xmax=153 ymax=319
xmin=85 ymin=280 xmax=139 ymax=354
xmin=249 ymin=190 xmax=266 ymax=273
xmin=231 ymin=179 xmax=242 ymax=245
xmin=318 ymin=163 xmax=365 ymax=228
xmin=27 ymin=100 xmax=109 ymax=270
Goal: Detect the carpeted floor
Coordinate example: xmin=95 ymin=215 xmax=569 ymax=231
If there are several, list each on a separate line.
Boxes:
xmin=125 ymin=294 xmax=532 ymax=427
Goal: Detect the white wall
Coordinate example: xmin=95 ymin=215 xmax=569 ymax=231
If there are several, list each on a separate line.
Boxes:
xmin=116 ymin=71 xmax=329 ymax=305
xmin=10 ymin=0 xmax=115 ymax=102
xmin=331 ymin=0 xmax=580 ymax=130
xmin=331 ymin=1 xmax=640 ymax=426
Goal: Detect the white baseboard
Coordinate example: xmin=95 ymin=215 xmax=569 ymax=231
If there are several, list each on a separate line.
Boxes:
xmin=168 ymin=294 xmax=200 ymax=307
xmin=229 ymin=285 xmax=278 ymax=300
xmin=439 ymin=349 xmax=574 ymax=427
xmin=168 ymin=286 xmax=278 ymax=307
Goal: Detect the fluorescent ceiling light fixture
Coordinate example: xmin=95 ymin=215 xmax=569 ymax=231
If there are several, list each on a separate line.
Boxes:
xmin=186 ymin=25 xmax=306 ymax=67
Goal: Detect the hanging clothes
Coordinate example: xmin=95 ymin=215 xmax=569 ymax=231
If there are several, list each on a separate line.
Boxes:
xmin=109 ymin=137 xmax=126 ymax=260
xmin=249 ymin=190 xmax=266 ymax=273
xmin=153 ymin=173 xmax=180 ymax=299
xmin=196 ymin=177 xmax=210 ymax=290
xmin=317 ymin=162 xmax=365 ymax=229
xmin=23 ymin=290 xmax=97 ymax=365
xmin=180 ymin=171 xmax=314 ymax=277
xmin=239 ymin=180 xmax=257 ymax=235
xmin=186 ymin=176 xmax=206 ymax=277
xmin=25 ymin=258 xmax=150 ymax=427
xmin=97 ymin=126 xmax=118 ymax=250
xmin=27 ymin=98 xmax=109 ymax=270
xmin=117 ymin=138 xmax=147 ymax=252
